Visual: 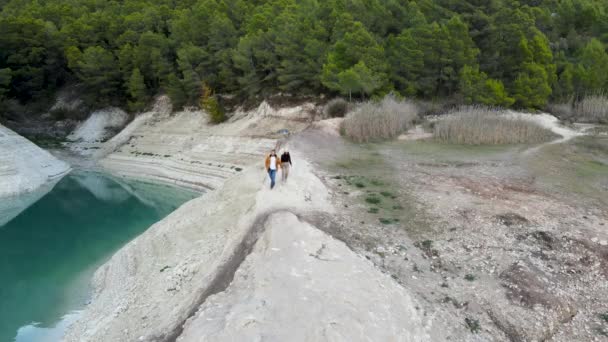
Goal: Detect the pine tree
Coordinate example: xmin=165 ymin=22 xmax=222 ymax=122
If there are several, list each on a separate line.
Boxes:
xmin=321 ymin=21 xmax=387 ymax=98
xmin=512 ymin=63 xmax=552 ymax=108
xmin=0 ymin=68 xmax=12 ymax=101
xmin=200 ymin=83 xmax=225 ymax=124
xmin=274 ymin=7 xmax=328 ymax=94
xmin=166 ymin=73 xmax=187 ymax=110
xmin=574 ymin=39 xmax=608 ymax=94
xmin=460 ymin=65 xmax=514 ymax=107
xmin=385 ymin=30 xmax=423 ymax=96
xmin=413 ymin=16 xmax=478 ymax=97
xmin=507 ymin=33 xmax=555 ymax=108
xmin=128 ymin=68 xmax=148 ymax=112
xmin=555 ymin=64 xmax=575 ymax=100
xmin=444 ymin=16 xmax=479 ymax=95
xmin=336 ymin=61 xmax=381 ymax=100
xmin=412 ymin=22 xmax=449 ymax=97
xmin=75 ymin=46 xmax=122 ymax=100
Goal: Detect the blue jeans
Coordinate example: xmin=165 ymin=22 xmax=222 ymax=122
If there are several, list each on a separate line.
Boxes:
xmin=268 ymin=169 xmax=277 ymax=189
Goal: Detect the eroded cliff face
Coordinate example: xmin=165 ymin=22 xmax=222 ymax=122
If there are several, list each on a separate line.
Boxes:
xmin=96 ymin=97 xmax=318 ymax=191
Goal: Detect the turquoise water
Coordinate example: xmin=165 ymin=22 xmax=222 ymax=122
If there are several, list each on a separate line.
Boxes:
xmin=0 ymin=172 xmax=199 ymax=342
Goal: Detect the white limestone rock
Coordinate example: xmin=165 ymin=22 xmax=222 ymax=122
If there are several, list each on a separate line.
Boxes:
xmin=0 ymin=123 xmax=70 ymax=198
xmin=68 ymin=107 xmax=129 ymax=156
xmin=98 ymin=100 xmax=315 ymax=191
xmin=177 ymin=211 xmax=432 ymax=342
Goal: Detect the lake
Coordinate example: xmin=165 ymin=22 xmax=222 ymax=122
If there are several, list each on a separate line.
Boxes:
xmin=0 ymin=172 xmax=199 ymax=342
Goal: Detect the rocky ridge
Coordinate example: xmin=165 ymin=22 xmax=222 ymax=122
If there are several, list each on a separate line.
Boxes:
xmin=96 ymin=97 xmax=316 ymax=191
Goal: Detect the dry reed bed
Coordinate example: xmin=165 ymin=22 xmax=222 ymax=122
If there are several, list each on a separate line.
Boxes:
xmin=342 ymin=96 xmax=418 ymax=142
xmin=574 ymin=95 xmax=608 ymax=123
xmin=549 ymin=94 xmax=608 ymax=124
xmin=434 ymin=107 xmax=557 ymax=145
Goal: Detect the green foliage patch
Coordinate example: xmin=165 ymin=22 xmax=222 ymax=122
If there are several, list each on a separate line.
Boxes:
xmin=365 ymin=196 xmax=381 ymax=205
xmin=1 ymin=0 xmax=607 ymax=111
xmin=465 ymin=317 xmax=481 ymax=333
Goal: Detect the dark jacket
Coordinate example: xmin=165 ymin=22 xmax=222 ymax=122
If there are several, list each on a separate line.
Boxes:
xmin=281 ymin=152 xmax=292 ymax=165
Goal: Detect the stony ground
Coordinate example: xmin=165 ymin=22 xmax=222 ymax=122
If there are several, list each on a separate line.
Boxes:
xmin=293 ymin=126 xmax=608 ymax=341
xmin=56 ymin=99 xmax=608 ymax=341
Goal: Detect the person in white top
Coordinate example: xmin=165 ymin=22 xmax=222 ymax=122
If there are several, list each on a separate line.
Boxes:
xmin=264 ymin=149 xmax=281 ymax=189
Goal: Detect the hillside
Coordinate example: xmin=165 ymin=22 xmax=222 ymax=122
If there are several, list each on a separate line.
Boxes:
xmin=1 ymin=0 xmax=608 ymax=341
xmin=1 ymin=0 xmax=607 ymax=117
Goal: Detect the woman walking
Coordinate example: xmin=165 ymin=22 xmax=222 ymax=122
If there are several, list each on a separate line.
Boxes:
xmin=281 ymin=150 xmax=292 ymax=182
xmin=264 ymin=149 xmax=281 ymax=189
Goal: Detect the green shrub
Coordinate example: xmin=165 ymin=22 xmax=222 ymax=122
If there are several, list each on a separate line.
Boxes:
xmin=380 ymin=191 xmax=395 ymax=198
xmin=325 ymin=98 xmax=349 ymax=118
xmin=379 ymin=218 xmax=393 ymax=224
xmin=460 ymin=65 xmax=514 ymax=107
xmin=200 ymin=83 xmax=226 ymax=124
xmin=365 ymin=196 xmax=381 ymax=204
xmin=465 ymin=317 xmax=481 ymax=333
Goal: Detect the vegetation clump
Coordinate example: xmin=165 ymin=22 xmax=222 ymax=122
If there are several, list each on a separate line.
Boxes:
xmin=200 ymin=84 xmax=225 ymax=124
xmin=379 ymin=218 xmax=399 ymax=225
xmin=550 ymin=94 xmax=608 ymax=124
xmin=380 ymin=191 xmax=395 ymax=198
xmin=342 ymin=95 xmax=418 ymax=142
xmin=421 ymin=240 xmax=433 ymax=249
xmin=365 ymin=195 xmax=381 ymax=205
xmin=574 ymin=94 xmax=608 ymax=124
xmin=434 ymin=106 xmax=557 ymax=145
xmin=465 ymin=317 xmax=481 ymax=333
xmin=325 ymin=98 xmax=349 ymax=118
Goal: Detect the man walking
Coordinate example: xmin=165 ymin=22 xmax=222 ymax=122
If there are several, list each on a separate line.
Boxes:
xmin=264 ymin=149 xmax=280 ymax=189
xmin=280 ymin=149 xmax=292 ymax=182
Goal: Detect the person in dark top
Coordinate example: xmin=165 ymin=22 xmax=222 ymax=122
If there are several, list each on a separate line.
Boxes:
xmin=280 ymin=150 xmax=292 ymax=182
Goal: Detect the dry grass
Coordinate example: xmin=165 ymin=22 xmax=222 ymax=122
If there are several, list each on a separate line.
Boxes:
xmin=434 ymin=106 xmax=557 ymax=145
xmin=574 ymin=94 xmax=608 ymax=123
xmin=548 ymin=94 xmax=608 ymax=123
xmin=342 ymin=95 xmax=418 ymax=142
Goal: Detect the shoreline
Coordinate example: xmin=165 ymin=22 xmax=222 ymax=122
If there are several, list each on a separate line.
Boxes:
xmin=63 ymin=151 xmax=326 ymax=341
xmin=64 ymin=146 xmax=437 ymax=341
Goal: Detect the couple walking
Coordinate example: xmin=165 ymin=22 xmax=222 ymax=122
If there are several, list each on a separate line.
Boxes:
xmin=264 ymin=149 xmax=292 ymax=189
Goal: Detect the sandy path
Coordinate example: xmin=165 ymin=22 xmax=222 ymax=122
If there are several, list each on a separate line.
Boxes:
xmin=506 ymin=112 xmax=587 ymax=155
